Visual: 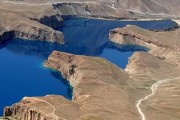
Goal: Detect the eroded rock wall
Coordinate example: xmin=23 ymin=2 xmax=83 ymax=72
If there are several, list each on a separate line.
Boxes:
xmin=109 ymin=25 xmax=180 ymax=68
xmin=0 ymin=3 xmax=64 ymax=44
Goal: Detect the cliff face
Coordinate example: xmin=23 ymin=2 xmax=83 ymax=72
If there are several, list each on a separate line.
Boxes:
xmin=0 ymin=31 xmax=14 ymax=44
xmin=13 ymin=24 xmax=64 ymax=43
xmin=52 ymin=2 xmax=148 ymax=19
xmin=30 ymin=14 xmax=63 ymax=29
xmin=0 ymin=3 xmax=64 ymax=44
xmin=1 ymin=0 xmax=180 ymax=44
xmin=4 ymin=51 xmax=140 ymax=120
xmin=109 ymin=25 xmax=180 ymax=68
xmin=4 ymin=102 xmax=54 ymax=120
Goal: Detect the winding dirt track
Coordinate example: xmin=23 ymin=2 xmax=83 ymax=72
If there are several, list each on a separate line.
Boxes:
xmin=24 ymin=97 xmax=67 ymax=120
xmin=1 ymin=1 xmax=180 ymax=119
xmin=136 ymin=76 xmax=180 ymax=120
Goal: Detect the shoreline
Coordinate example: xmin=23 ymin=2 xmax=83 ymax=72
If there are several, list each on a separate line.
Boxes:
xmin=62 ymin=15 xmax=180 ymax=23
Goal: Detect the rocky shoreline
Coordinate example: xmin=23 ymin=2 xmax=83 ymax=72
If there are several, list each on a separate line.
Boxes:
xmin=1 ymin=1 xmax=180 ymax=120
xmin=0 ymin=2 xmax=65 ymax=44
xmin=1 ymin=1 xmax=180 ymax=44
xmin=109 ymin=25 xmax=180 ymax=67
xmin=4 ymin=51 xmax=140 ymax=120
xmin=4 ymin=38 xmax=180 ymax=119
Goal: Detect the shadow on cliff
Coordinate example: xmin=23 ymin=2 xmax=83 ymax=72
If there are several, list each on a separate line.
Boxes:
xmin=4 ymin=38 xmax=149 ymax=60
xmin=3 ymin=18 xmax=177 ymax=59
xmin=50 ymin=70 xmax=73 ymax=100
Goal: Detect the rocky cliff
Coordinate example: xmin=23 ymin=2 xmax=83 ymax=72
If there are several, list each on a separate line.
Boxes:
xmin=0 ymin=26 xmax=14 ymax=43
xmin=1 ymin=0 xmax=180 ymax=44
xmin=4 ymin=51 xmax=140 ymax=120
xmin=0 ymin=2 xmax=64 ymax=44
xmin=109 ymin=25 xmax=180 ymax=68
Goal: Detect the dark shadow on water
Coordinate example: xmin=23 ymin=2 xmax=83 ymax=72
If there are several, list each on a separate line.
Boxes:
xmin=49 ymin=70 xmax=73 ymax=100
xmin=108 ymin=42 xmax=150 ymax=52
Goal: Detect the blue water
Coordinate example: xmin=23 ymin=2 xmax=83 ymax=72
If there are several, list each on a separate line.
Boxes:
xmin=0 ymin=18 xmax=176 ymax=115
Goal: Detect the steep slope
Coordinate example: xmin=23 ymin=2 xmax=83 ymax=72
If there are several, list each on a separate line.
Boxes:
xmin=0 ymin=2 xmax=64 ymax=43
xmin=110 ymin=25 xmax=180 ymax=67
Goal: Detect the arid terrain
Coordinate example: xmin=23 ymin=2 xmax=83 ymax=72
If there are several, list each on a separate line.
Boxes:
xmin=1 ymin=0 xmax=180 ymax=120
xmin=110 ymin=25 xmax=180 ymax=120
xmin=1 ymin=0 xmax=180 ymax=43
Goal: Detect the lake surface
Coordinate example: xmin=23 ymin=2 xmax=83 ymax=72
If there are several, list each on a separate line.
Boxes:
xmin=0 ymin=18 xmax=177 ymax=115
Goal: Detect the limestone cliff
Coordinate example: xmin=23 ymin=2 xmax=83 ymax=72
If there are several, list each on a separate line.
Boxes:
xmin=4 ymin=51 xmax=140 ymax=120
xmin=0 ymin=3 xmax=64 ymax=44
xmin=0 ymin=25 xmax=14 ymax=43
xmin=109 ymin=25 xmax=180 ymax=68
xmin=30 ymin=14 xmax=63 ymax=29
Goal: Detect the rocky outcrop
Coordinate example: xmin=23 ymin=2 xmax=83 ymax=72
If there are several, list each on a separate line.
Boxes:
xmin=109 ymin=25 xmax=180 ymax=67
xmin=0 ymin=25 xmax=13 ymax=43
xmin=0 ymin=31 xmax=14 ymax=44
xmin=13 ymin=25 xmax=64 ymax=43
xmin=52 ymin=2 xmax=151 ymax=20
xmin=1 ymin=0 xmax=180 ymax=44
xmin=0 ymin=3 xmax=64 ymax=44
xmin=30 ymin=14 xmax=63 ymax=29
xmin=4 ymin=103 xmax=54 ymax=120
xmin=4 ymin=51 xmax=140 ymax=120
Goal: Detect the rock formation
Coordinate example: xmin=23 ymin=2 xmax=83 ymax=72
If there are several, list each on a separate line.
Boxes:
xmin=0 ymin=2 xmax=64 ymax=44
xmin=4 ymin=51 xmax=140 ymax=120
xmin=0 ymin=25 xmax=14 ymax=43
xmin=109 ymin=25 xmax=180 ymax=67
xmin=1 ymin=0 xmax=180 ymax=43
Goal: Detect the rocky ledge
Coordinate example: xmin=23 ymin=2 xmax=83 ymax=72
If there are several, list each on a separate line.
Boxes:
xmin=0 ymin=2 xmax=64 ymax=44
xmin=4 ymin=51 xmax=141 ymax=120
xmin=109 ymin=25 xmax=180 ymax=68
xmin=0 ymin=25 xmax=14 ymax=43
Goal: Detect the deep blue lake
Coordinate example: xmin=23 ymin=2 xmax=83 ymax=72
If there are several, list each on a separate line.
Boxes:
xmin=0 ymin=18 xmax=177 ymax=115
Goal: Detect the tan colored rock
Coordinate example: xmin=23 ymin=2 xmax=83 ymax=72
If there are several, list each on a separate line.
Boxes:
xmin=110 ymin=25 xmax=180 ymax=68
xmin=0 ymin=2 xmax=64 ymax=43
xmin=126 ymin=52 xmax=180 ymax=97
xmin=4 ymin=51 xmax=140 ymax=120
xmin=109 ymin=26 xmax=180 ymax=120
xmin=0 ymin=25 xmax=14 ymax=43
xmin=126 ymin=52 xmax=180 ymax=120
